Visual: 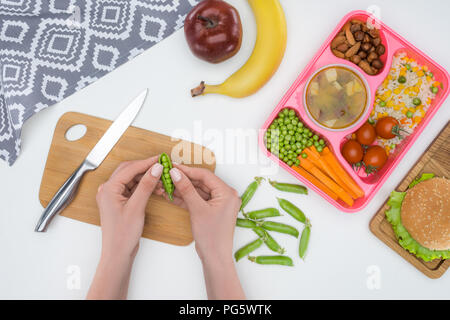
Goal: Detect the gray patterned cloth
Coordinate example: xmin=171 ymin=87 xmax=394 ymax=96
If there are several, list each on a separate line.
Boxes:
xmin=0 ymin=0 xmax=196 ymax=165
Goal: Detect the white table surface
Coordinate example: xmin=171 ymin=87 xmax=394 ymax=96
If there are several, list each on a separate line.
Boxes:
xmin=1 ymin=0 xmax=449 ymax=300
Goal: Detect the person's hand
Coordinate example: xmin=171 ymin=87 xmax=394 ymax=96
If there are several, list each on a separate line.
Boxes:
xmin=96 ymin=156 xmax=163 ymax=260
xmin=158 ymin=163 xmax=244 ymax=299
xmin=158 ymin=164 xmax=241 ymax=262
xmin=88 ymin=156 xmax=163 ymax=300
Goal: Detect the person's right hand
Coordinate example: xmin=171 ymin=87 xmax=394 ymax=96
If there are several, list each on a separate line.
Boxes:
xmin=157 ymin=164 xmax=241 ymax=262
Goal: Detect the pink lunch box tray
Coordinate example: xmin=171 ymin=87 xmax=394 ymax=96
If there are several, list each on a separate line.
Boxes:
xmin=259 ymin=10 xmax=450 ymax=212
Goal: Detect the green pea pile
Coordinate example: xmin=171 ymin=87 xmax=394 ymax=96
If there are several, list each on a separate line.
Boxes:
xmin=264 ymin=108 xmax=325 ymax=166
xmin=234 ymin=177 xmax=312 ymax=267
xmin=159 ymin=153 xmax=174 ymax=201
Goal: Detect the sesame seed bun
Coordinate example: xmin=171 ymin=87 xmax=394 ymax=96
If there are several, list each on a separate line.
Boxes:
xmin=401 ymin=177 xmax=450 ymax=251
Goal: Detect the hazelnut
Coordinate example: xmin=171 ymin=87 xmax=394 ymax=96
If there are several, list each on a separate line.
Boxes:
xmin=371 ymin=59 xmax=383 ymax=69
xmin=361 ymin=42 xmax=372 ymax=52
xmin=367 ymin=51 xmax=379 ymax=63
xmin=354 ymin=30 xmax=364 ymax=41
xmin=376 ymin=44 xmax=386 ymax=56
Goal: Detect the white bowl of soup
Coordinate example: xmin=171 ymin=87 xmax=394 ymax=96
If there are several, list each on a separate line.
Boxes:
xmin=304 ymin=65 xmax=370 ymax=131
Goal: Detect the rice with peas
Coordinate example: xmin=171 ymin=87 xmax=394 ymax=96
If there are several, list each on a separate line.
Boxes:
xmin=368 ymin=52 xmax=441 ymax=154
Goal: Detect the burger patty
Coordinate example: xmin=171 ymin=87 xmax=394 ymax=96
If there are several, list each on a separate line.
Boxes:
xmin=401 ymin=177 xmax=450 ymax=251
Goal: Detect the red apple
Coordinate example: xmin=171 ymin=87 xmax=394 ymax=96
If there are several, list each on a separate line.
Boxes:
xmin=184 ymin=0 xmax=242 ymax=63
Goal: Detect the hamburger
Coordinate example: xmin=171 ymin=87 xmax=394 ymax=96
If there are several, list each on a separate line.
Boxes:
xmin=385 ymin=174 xmax=449 ymax=261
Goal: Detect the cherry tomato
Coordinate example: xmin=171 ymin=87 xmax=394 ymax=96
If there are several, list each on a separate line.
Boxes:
xmin=375 ymin=116 xmax=400 ymax=139
xmin=363 ymin=145 xmax=387 ymax=172
xmin=342 ymin=140 xmax=363 ymax=164
xmin=355 ymin=122 xmax=376 ymax=145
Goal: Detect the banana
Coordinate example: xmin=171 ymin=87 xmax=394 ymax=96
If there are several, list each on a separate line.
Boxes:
xmin=191 ymin=0 xmax=287 ymax=98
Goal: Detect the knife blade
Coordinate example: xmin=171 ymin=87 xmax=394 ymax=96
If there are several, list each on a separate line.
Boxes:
xmin=35 ymin=89 xmax=148 ymax=232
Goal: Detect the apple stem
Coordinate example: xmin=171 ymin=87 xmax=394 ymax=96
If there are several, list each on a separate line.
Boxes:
xmin=197 ymin=15 xmax=217 ymax=28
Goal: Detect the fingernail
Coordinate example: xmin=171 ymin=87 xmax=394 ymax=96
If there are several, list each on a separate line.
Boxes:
xmin=170 ymin=168 xmax=181 ymax=182
xmin=151 ymin=163 xmax=163 ymax=177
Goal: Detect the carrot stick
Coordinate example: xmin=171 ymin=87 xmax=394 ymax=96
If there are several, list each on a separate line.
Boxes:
xmin=322 ymin=147 xmax=364 ymax=198
xmin=298 ymin=156 xmax=354 ymax=206
xmin=305 ymin=147 xmax=359 ymax=199
xmin=291 ymin=165 xmax=338 ymax=201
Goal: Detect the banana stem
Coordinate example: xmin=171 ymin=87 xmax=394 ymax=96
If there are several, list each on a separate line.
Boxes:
xmin=191 ymin=82 xmax=223 ymax=97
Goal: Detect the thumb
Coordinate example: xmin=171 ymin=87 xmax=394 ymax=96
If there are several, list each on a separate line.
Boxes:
xmin=170 ymin=167 xmax=205 ymax=211
xmin=127 ymin=163 xmax=163 ymax=213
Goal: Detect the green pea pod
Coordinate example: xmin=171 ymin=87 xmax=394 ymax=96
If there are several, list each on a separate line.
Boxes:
xmin=248 ymin=255 xmax=293 ymax=267
xmin=269 ymin=180 xmax=308 ymax=195
xmin=277 ymin=198 xmax=309 ymax=225
xmin=259 ymin=221 xmax=299 ymax=238
xmin=252 ymin=227 xmax=285 ymax=254
xmin=244 ymin=207 xmax=280 ymax=220
xmin=234 ymin=238 xmax=263 ymax=262
xmin=236 ymin=218 xmax=257 ymax=229
xmin=159 ymin=153 xmax=174 ymax=201
xmin=239 ymin=177 xmax=265 ymax=211
xmin=299 ymin=225 xmax=311 ymax=260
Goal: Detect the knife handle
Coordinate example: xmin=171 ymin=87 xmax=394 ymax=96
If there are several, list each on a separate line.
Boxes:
xmin=35 ymin=160 xmax=96 ymax=232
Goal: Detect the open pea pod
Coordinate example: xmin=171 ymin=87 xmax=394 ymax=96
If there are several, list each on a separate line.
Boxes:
xmin=159 ymin=153 xmax=174 ymax=201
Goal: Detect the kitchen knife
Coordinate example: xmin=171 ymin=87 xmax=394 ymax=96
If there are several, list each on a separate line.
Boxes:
xmin=35 ymin=89 xmax=148 ymax=232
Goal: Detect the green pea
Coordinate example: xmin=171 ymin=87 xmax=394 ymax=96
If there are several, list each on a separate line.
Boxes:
xmin=413 ymin=98 xmax=421 ymax=106
xmin=299 ymin=225 xmax=311 ymax=260
xmin=368 ymin=118 xmax=375 ymax=125
xmin=431 ymin=86 xmax=438 ymax=94
xmin=398 ymin=76 xmax=406 ymax=83
xmin=253 ymin=227 xmax=285 ymax=254
xmin=244 ymin=207 xmax=281 ymax=220
xmin=248 ymin=255 xmax=293 ymax=266
xmin=406 ymin=111 xmax=413 ymax=118
xmin=306 ymin=141 xmax=313 ymax=147
xmin=313 ymin=135 xmax=319 ymax=141
xmin=379 ymin=101 xmax=386 ymax=107
xmin=268 ymin=180 xmax=308 ymax=196
xmin=277 ymin=198 xmax=309 ymax=225
xmin=405 ymin=63 xmax=411 ymax=70
xmin=298 ymin=122 xmax=304 ymax=128
xmin=316 ymin=146 xmax=323 ymax=153
xmin=158 ymin=153 xmax=174 ymax=201
xmin=259 ymin=220 xmax=299 ymax=238
xmin=234 ymin=238 xmax=263 ymax=262
xmin=239 ymin=177 xmax=265 ymax=211
xmin=319 ymin=139 xmax=325 ymax=145
xmin=301 ymin=153 xmax=307 ymax=158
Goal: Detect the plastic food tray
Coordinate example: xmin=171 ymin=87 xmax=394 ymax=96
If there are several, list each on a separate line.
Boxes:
xmin=259 ymin=10 xmax=450 ymax=212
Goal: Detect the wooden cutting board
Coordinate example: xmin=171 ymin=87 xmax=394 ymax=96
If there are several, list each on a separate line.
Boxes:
xmin=39 ymin=112 xmax=216 ymax=246
xmin=370 ymin=122 xmax=449 ymax=278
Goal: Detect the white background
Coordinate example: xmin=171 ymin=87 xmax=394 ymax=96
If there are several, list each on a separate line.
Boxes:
xmin=1 ymin=0 xmax=449 ymax=299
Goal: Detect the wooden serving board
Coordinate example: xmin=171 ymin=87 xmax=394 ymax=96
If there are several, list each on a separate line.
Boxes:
xmin=39 ymin=112 xmax=216 ymax=246
xmin=370 ymin=122 xmax=449 ymax=279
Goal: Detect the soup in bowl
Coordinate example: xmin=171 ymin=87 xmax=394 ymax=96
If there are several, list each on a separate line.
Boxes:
xmin=304 ymin=65 xmax=369 ymax=130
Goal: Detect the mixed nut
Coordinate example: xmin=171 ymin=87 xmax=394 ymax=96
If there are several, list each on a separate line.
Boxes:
xmin=331 ymin=19 xmax=386 ymax=75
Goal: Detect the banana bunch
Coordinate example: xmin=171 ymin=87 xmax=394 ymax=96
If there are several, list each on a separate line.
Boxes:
xmin=191 ymin=0 xmax=287 ymax=98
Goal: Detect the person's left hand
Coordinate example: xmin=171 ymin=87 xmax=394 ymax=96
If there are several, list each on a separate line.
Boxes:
xmin=96 ymin=156 xmax=163 ymax=261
